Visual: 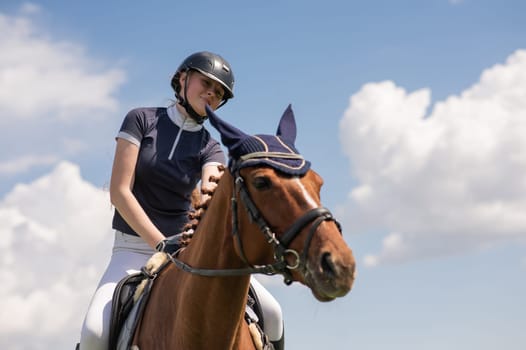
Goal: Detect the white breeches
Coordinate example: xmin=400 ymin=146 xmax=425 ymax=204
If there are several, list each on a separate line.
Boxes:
xmin=79 ymin=231 xmax=283 ymax=350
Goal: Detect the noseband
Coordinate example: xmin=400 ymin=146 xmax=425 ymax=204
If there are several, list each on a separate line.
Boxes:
xmin=168 ymin=165 xmax=342 ymax=285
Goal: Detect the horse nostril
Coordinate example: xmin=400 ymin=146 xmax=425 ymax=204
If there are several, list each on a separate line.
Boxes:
xmin=320 ymin=252 xmax=336 ymax=278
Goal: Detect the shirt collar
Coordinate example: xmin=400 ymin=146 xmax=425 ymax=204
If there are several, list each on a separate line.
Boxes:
xmin=167 ymin=104 xmax=203 ymax=131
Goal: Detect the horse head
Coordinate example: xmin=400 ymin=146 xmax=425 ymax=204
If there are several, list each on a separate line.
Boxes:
xmin=206 ymin=105 xmax=356 ymax=301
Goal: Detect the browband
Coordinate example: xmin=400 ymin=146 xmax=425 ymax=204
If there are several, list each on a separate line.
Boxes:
xmin=239 ymin=152 xmax=305 ymax=161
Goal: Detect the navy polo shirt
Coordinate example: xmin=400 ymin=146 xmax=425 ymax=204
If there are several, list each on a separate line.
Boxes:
xmin=112 ymin=106 xmax=225 ymax=236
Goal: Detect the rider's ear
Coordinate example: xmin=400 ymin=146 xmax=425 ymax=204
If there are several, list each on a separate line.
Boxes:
xmin=276 ymin=104 xmax=297 ymax=143
xmin=179 ymin=71 xmax=187 ymax=87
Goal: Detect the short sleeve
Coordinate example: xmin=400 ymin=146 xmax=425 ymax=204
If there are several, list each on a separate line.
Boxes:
xmin=116 ymin=108 xmax=148 ymax=146
xmin=201 ymin=137 xmax=226 ymax=168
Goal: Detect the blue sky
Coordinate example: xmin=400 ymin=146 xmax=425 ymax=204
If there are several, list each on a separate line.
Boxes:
xmin=0 ymin=1 xmax=525 ymax=349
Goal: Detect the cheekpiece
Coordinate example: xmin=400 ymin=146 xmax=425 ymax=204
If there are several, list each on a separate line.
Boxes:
xmin=206 ymin=104 xmax=311 ymax=176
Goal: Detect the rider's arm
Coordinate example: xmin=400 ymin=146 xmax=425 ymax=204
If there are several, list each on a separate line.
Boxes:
xmin=109 ymin=138 xmax=165 ymax=249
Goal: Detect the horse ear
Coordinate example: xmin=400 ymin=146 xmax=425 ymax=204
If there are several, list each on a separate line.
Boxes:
xmin=206 ymin=105 xmax=249 ymax=149
xmin=276 ymin=104 xmax=297 ymax=143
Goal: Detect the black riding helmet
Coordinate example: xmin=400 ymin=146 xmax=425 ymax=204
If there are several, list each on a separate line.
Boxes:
xmin=171 ymin=51 xmax=235 ymax=123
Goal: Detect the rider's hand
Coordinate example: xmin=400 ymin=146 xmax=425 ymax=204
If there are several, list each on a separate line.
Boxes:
xmin=155 ymin=237 xmax=181 ymax=255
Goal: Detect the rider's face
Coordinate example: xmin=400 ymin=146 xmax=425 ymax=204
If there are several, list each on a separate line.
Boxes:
xmin=179 ymin=71 xmax=225 ymax=116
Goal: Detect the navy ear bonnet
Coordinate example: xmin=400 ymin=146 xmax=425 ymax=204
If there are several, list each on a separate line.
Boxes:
xmin=206 ymin=104 xmax=311 ymax=176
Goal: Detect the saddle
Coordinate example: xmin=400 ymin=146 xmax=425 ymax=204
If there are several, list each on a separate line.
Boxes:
xmin=108 ymin=252 xmax=274 ymax=350
xmin=109 ymin=253 xmax=169 ymax=350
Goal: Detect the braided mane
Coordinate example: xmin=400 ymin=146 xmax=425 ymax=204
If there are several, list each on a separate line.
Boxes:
xmin=179 ymin=164 xmax=225 ymax=245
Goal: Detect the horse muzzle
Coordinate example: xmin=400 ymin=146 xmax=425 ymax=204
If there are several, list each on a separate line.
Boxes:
xmin=304 ymin=249 xmax=356 ymax=302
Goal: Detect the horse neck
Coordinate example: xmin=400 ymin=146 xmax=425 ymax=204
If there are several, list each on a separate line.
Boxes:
xmin=176 ymin=169 xmax=252 ymax=341
xmin=184 ymin=169 xmax=245 ymax=271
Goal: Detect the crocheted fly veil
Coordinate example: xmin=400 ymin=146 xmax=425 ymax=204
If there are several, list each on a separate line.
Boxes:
xmin=205 ymin=105 xmax=311 ymax=175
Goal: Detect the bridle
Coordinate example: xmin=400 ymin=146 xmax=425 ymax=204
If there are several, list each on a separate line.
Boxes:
xmin=168 ymin=160 xmax=342 ymax=285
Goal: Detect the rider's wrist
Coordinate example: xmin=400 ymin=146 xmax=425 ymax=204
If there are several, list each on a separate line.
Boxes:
xmin=155 ymin=238 xmax=167 ymax=252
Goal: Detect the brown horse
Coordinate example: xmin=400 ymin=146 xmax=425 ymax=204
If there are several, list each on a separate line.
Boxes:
xmin=131 ymin=105 xmax=356 ymax=349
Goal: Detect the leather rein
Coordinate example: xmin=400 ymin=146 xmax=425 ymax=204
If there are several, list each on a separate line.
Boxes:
xmin=168 ymin=163 xmax=341 ymax=285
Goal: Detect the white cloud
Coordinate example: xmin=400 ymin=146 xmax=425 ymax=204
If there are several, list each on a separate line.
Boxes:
xmin=19 ymin=3 xmax=41 ymax=15
xmin=0 ymin=6 xmax=126 ymax=179
xmin=0 ymin=154 xmax=59 ymax=175
xmin=0 ymin=10 xmax=126 ymax=122
xmin=0 ymin=161 xmax=114 ymax=349
xmin=339 ymin=50 xmax=526 ymax=266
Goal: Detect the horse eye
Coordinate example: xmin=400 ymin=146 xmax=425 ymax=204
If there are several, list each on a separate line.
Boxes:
xmin=253 ymin=176 xmax=272 ymax=190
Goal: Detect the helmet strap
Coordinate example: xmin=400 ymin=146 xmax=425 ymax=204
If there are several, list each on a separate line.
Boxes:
xmin=177 ymin=71 xmax=207 ymax=124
